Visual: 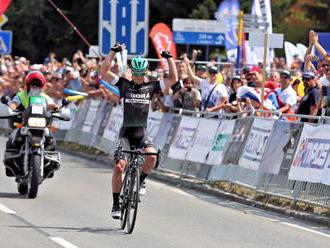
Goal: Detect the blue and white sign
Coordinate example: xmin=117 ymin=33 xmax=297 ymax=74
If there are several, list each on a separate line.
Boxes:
xmin=173 ymin=32 xmax=225 ymax=46
xmin=99 ymin=0 xmax=149 ymax=57
xmin=172 ymin=19 xmax=225 ymax=46
xmin=0 ymin=31 xmax=12 ymax=54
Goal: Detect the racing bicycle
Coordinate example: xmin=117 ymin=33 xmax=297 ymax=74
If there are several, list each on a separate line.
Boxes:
xmin=117 ymin=147 xmax=160 ymax=234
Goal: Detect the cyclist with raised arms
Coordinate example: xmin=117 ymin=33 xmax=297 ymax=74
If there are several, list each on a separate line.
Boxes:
xmin=100 ymin=43 xmax=178 ymax=219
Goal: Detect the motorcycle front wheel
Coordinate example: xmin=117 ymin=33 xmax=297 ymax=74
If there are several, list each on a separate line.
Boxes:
xmin=28 ymin=154 xmax=41 ymax=199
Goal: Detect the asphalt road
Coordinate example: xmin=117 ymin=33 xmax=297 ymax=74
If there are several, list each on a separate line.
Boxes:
xmin=0 ymin=137 xmax=329 ymax=248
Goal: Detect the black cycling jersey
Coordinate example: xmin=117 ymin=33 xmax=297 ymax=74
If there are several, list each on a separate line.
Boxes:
xmin=116 ymin=77 xmax=162 ymax=128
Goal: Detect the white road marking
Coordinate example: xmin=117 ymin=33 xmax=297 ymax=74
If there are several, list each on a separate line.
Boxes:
xmin=256 ymin=214 xmax=330 ymax=238
xmin=49 ymin=237 xmax=79 ymax=248
xmin=281 ymin=222 xmax=330 ymax=238
xmin=0 ymin=203 xmax=16 ymax=214
xmin=149 ymin=180 xmax=194 ymax=198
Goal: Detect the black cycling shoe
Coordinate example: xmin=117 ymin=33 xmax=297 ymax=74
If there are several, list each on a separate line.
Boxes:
xmin=111 ymin=204 xmax=121 ymax=219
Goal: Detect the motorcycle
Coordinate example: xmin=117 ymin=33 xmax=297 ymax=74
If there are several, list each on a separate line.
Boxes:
xmin=0 ymin=95 xmax=78 ymax=198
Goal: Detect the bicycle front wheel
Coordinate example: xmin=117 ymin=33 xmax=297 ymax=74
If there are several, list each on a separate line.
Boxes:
xmin=126 ymin=168 xmax=140 ymax=234
xmin=120 ymin=171 xmax=130 ymax=230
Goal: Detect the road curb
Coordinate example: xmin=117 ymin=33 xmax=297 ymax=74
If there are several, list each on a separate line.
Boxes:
xmin=58 ymin=146 xmax=330 ymax=228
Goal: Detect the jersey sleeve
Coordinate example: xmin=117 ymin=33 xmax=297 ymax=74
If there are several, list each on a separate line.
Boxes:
xmin=116 ymin=77 xmax=129 ymax=98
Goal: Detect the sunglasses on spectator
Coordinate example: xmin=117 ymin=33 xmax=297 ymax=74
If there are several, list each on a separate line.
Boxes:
xmin=30 ymin=81 xmax=42 ymax=87
xmin=132 ymin=71 xmax=146 ymax=77
xmin=280 ymin=75 xmax=290 ymax=79
xmin=321 ymin=64 xmax=330 ymax=68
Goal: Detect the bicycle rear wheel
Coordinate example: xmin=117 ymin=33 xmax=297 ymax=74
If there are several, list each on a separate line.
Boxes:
xmin=119 ymin=171 xmax=130 ymax=230
xmin=126 ymin=168 xmax=140 ymax=234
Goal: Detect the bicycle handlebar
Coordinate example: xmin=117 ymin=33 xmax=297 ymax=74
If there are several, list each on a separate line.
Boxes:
xmin=120 ymin=149 xmax=159 ymax=156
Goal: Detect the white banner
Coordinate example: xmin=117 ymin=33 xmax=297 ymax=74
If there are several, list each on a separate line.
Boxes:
xmin=206 ymin=119 xmax=235 ymax=165
xmin=245 ymin=0 xmax=274 ymax=65
xmin=289 ymin=124 xmax=330 ymax=183
xmin=147 ymin=110 xmax=163 ymax=142
xmin=186 ymin=119 xmax=220 ymax=163
xmin=52 ymin=101 xmax=78 ymax=130
xmin=168 ymin=116 xmax=199 ymax=160
xmin=82 ymin=100 xmax=101 ymax=132
xmin=239 ymin=118 xmax=274 ymax=170
xmin=102 ymin=104 xmax=123 ymax=142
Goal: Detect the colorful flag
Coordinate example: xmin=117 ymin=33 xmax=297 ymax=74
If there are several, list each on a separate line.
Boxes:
xmin=215 ymin=0 xmax=240 ymax=61
xmin=0 ymin=0 xmax=11 ymax=15
xmin=149 ymin=23 xmax=177 ymax=69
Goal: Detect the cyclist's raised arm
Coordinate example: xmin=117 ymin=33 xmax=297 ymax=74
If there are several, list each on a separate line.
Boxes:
xmin=100 ymin=43 xmax=126 ymax=85
xmin=161 ymin=51 xmax=178 ymax=88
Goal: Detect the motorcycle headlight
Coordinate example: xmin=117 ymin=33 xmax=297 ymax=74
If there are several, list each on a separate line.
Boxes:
xmin=28 ymin=117 xmax=47 ymax=128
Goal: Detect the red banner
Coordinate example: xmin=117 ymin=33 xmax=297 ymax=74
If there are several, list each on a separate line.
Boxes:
xmin=149 ymin=23 xmax=177 ymax=69
xmin=0 ymin=0 xmax=11 ymax=15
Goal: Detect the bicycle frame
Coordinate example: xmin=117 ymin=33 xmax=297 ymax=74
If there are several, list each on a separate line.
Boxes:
xmin=118 ymin=148 xmax=160 ymax=234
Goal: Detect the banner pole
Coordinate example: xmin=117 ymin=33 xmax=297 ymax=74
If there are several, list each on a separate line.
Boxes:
xmin=260 ymin=32 xmax=269 ymax=110
xmin=236 ymin=11 xmax=244 ymax=70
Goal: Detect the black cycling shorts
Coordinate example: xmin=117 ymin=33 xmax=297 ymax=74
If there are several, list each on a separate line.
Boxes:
xmin=114 ymin=127 xmax=155 ymax=162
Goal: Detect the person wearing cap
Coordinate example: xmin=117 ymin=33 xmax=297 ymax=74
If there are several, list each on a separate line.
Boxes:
xmin=296 ymin=71 xmax=321 ymax=122
xmin=248 ymin=66 xmax=263 ymax=87
xmin=184 ymin=54 xmax=228 ymax=112
xmin=224 ymin=75 xmax=243 ymax=113
xmin=275 ymin=70 xmax=298 ymax=115
xmin=196 ymin=65 xmax=208 ymax=79
xmin=172 ymin=77 xmax=201 ymax=111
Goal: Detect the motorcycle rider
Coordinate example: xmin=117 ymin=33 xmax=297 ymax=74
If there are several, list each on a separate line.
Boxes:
xmin=4 ymin=70 xmax=58 ymax=177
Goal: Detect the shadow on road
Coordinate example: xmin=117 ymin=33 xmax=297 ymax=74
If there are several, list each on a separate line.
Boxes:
xmin=0 ymin=192 xmax=25 ymax=199
xmin=7 ymin=225 xmax=124 ymax=235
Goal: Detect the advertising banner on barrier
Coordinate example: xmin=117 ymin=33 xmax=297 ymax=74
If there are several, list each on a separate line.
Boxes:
xmin=82 ymin=100 xmax=102 ymax=133
xmin=222 ymin=117 xmax=254 ymax=165
xmin=147 ymin=110 xmax=164 ymax=141
xmin=260 ymin=121 xmax=303 ymax=174
xmin=60 ymin=102 xmax=78 ymax=130
xmin=102 ymin=105 xmax=123 ymax=142
xmin=97 ymin=103 xmax=113 ymax=136
xmin=239 ymin=118 xmax=274 ymax=170
xmin=186 ymin=119 xmax=219 ymax=163
xmin=289 ymin=124 xmax=330 ymax=183
xmin=71 ymin=100 xmax=90 ymax=130
xmin=206 ymin=119 xmax=236 ymax=165
xmin=153 ymin=114 xmax=181 ymax=152
xmin=168 ymin=116 xmax=199 ymax=160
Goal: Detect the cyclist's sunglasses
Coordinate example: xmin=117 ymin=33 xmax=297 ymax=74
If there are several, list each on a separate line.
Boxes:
xmin=30 ymin=80 xmax=43 ymax=87
xmin=132 ymin=71 xmax=147 ymax=77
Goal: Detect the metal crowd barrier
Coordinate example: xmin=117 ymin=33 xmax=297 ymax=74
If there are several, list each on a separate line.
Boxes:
xmin=0 ymin=98 xmax=330 ymax=209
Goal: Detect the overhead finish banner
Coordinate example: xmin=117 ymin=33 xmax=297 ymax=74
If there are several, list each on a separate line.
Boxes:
xmin=168 ymin=116 xmax=199 ymax=160
xmin=289 ymin=124 xmax=330 ymax=184
xmin=239 ymin=118 xmax=275 ymax=170
xmin=206 ymin=119 xmax=236 ymax=165
xmin=149 ymin=23 xmax=177 ymax=69
xmin=102 ymin=104 xmax=123 ymax=142
xmin=186 ymin=119 xmax=220 ymax=163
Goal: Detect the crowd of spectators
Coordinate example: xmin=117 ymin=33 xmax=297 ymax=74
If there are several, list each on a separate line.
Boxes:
xmin=0 ymin=30 xmax=329 ymax=123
